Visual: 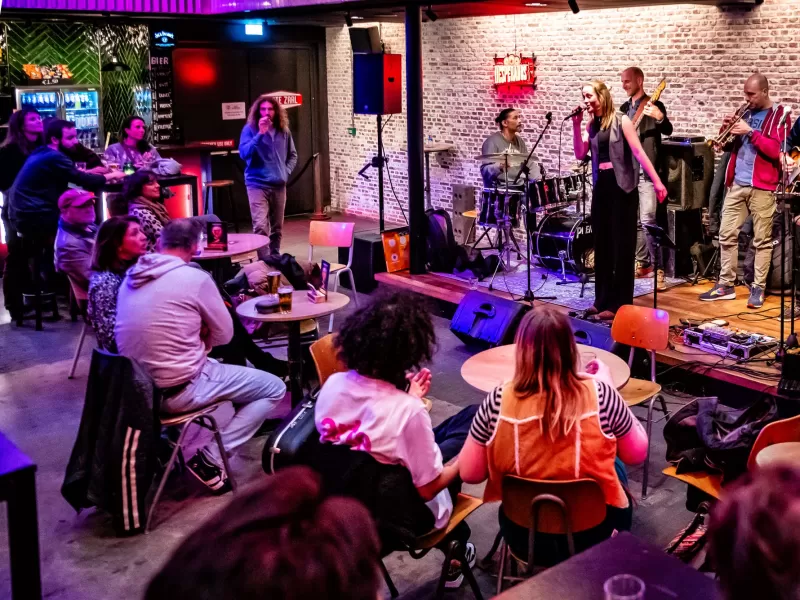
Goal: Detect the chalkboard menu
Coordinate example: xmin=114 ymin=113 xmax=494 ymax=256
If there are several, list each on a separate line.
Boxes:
xmin=150 ymin=31 xmax=177 ymax=145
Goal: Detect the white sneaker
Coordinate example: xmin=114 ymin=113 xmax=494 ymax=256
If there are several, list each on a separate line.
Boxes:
xmin=445 ymin=542 xmax=477 ymax=588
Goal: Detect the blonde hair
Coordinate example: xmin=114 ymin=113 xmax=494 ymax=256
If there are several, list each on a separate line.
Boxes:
xmin=583 ymin=79 xmax=616 ymax=131
xmin=512 ymin=306 xmax=589 ymax=441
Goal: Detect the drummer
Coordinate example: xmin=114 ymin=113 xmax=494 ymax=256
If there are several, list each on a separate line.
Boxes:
xmin=480 ymin=108 xmax=542 ymax=188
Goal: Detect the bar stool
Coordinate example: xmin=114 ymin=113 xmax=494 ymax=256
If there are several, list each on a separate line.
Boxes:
xmin=18 ymin=231 xmax=59 ymax=331
xmin=203 ymin=180 xmax=238 ymax=232
xmin=146 ymin=401 xmax=237 ymax=532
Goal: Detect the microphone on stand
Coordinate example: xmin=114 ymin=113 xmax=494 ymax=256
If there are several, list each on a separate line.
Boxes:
xmin=563 ymin=106 xmax=584 ymax=121
xmin=778 ymin=104 xmax=792 ymax=128
xmin=545 ymin=111 xmax=553 ymax=122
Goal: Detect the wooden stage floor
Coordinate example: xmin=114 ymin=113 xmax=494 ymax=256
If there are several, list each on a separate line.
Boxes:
xmin=376 ymin=270 xmax=793 ymax=396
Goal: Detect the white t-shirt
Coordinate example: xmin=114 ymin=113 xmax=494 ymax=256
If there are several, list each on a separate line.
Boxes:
xmin=314 ymin=370 xmax=452 ymax=529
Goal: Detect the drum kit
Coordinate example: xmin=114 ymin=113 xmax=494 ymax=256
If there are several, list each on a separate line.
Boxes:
xmin=472 ymin=150 xmax=595 ymax=292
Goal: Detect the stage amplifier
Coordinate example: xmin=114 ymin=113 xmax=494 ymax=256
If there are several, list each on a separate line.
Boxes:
xmin=682 ymin=324 xmax=777 ymax=360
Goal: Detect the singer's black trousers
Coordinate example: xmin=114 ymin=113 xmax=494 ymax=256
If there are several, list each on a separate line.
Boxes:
xmin=591 ymin=169 xmax=640 ymax=313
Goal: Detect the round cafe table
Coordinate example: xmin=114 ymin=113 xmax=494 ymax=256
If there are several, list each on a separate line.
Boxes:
xmin=237 ymin=291 xmax=350 ymax=406
xmin=193 ymin=233 xmax=269 ymax=283
xmin=755 ymin=442 xmax=800 ymax=467
xmin=461 ymin=343 xmax=630 ymax=393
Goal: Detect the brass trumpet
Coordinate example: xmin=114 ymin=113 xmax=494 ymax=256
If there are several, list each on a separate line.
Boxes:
xmin=708 ymin=102 xmax=751 ymax=152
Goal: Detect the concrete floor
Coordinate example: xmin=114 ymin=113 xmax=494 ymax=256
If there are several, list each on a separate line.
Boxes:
xmin=0 ymin=213 xmax=698 ymax=599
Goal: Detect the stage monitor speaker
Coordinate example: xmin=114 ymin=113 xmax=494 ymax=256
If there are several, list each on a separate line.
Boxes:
xmin=662 ymin=139 xmax=714 ymax=211
xmin=450 ymin=291 xmax=530 ymax=349
xmin=337 ymin=232 xmax=386 ymax=293
xmin=353 ymin=53 xmax=402 ymax=115
xmin=349 ymin=26 xmax=382 ymax=54
xmin=666 ymin=206 xmax=704 ymax=277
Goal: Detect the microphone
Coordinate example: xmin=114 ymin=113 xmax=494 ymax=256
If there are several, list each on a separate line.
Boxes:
xmin=545 ymin=111 xmax=553 ymax=122
xmin=564 ymin=106 xmax=584 ymax=121
xmin=778 ymin=104 xmax=792 ymax=128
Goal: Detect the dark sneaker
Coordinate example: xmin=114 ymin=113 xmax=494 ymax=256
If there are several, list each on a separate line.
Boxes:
xmin=747 ymin=285 xmax=765 ymax=309
xmin=699 ymin=284 xmax=736 ymax=302
xmin=186 ymin=451 xmax=231 ymax=495
xmin=445 ymin=542 xmax=477 ymax=589
xmin=783 ymin=304 xmax=800 ymax=319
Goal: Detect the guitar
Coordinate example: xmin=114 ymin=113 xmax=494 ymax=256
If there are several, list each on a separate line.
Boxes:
xmin=632 ymin=78 xmax=668 ymax=130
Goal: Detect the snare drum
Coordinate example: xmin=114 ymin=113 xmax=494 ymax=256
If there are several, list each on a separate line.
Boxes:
xmin=535 ymin=212 xmax=595 ymax=274
xmin=479 ymin=187 xmax=523 ymax=227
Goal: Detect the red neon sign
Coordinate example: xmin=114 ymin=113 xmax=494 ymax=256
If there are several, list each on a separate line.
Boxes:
xmin=493 ymin=53 xmax=537 ymax=90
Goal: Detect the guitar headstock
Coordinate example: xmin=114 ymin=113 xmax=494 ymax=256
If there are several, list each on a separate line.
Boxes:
xmin=651 ymin=78 xmax=668 ymax=102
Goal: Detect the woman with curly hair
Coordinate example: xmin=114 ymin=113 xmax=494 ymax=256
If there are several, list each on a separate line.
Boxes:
xmin=239 ymin=95 xmax=297 ymax=258
xmin=314 ymin=289 xmax=480 ymax=589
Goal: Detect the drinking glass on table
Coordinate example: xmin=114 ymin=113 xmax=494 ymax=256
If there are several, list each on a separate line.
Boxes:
xmin=75 ymin=162 xmax=87 ymax=171
xmin=278 ymin=286 xmax=293 ymax=313
xmin=604 ymin=574 xmax=645 ymax=600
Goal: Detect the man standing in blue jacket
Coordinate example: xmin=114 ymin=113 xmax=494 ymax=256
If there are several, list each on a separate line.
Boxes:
xmin=239 ymin=95 xmax=298 ymax=259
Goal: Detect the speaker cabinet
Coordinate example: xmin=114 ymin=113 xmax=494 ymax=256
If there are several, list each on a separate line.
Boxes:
xmin=349 ymin=27 xmax=382 ymax=54
xmin=666 ymin=206 xmax=704 ymax=277
xmin=337 ymin=232 xmax=386 ymax=293
xmin=452 ymin=184 xmax=476 ymax=214
xmin=353 ymin=53 xmax=402 ymax=115
xmin=662 ymin=139 xmax=714 ymax=211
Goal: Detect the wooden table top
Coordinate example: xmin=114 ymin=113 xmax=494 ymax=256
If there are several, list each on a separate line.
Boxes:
xmin=236 ymin=290 xmax=350 ymax=323
xmin=756 ymin=442 xmax=800 ymax=467
xmin=496 ymin=532 xmax=720 ymax=599
xmin=194 ymin=233 xmax=269 ymax=260
xmin=424 ymin=142 xmax=455 ymax=153
xmin=461 ymin=343 xmax=630 ymax=393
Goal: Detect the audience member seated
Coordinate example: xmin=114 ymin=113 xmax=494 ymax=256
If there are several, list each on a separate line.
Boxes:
xmin=104 ymin=115 xmax=162 ymax=169
xmin=54 ymin=189 xmax=98 ymax=290
xmin=314 ymin=289 xmax=479 ymax=588
xmin=115 ymin=218 xmax=287 ymax=493
xmin=459 ymin=306 xmax=648 ymax=565
xmin=63 ymin=138 xmax=105 ymax=170
xmin=708 ymin=465 xmax=800 ymax=600
xmin=144 ymin=466 xmax=381 ymax=600
xmin=87 ymin=216 xmax=148 ymax=353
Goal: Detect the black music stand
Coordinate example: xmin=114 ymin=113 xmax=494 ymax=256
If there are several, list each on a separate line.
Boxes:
xmin=643 ymin=223 xmax=676 ymax=309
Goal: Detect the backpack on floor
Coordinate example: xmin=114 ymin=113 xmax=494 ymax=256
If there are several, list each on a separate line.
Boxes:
xmin=425 ymin=209 xmax=460 ymax=273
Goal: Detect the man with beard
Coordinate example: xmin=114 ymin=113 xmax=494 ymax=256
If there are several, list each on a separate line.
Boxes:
xmin=9 ymin=119 xmax=123 ymax=239
xmin=480 ymin=108 xmax=541 ymax=188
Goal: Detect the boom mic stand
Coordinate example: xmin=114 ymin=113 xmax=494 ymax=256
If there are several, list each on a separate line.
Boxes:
xmin=514 ymin=112 xmax=556 ymax=304
xmin=777 ymin=108 xmax=798 ymax=360
xmin=357 ymin=114 xmax=387 ymax=232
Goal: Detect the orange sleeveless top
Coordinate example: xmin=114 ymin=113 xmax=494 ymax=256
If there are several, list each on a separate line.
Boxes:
xmin=483 ymin=378 xmax=628 ymax=509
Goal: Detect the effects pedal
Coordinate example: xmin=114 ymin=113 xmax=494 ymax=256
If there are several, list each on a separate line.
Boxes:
xmin=682 ymin=323 xmax=777 ymax=360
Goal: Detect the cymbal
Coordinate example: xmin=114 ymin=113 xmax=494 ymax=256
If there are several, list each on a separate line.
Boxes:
xmin=474 ymin=152 xmax=528 ymax=166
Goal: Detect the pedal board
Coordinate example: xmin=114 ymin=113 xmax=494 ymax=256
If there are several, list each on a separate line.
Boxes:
xmin=682 ymin=324 xmax=778 ymax=360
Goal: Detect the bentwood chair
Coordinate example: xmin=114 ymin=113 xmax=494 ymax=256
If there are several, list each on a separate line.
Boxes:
xmin=610 ymin=304 xmax=671 ymax=499
xmin=495 ymin=476 xmax=607 ymax=593
xmin=307 ymin=221 xmax=359 ymax=333
xmin=67 ymin=276 xmax=90 ymax=379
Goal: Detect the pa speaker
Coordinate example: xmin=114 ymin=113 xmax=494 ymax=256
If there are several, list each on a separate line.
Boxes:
xmin=353 ymin=53 xmax=402 ymax=115
xmin=349 ymin=26 xmax=382 ymax=53
xmin=662 ymin=139 xmax=714 ymax=211
xmin=337 ymin=232 xmax=386 ymax=293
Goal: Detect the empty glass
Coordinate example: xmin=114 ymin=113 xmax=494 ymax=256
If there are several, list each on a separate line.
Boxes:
xmin=604 ymin=574 xmax=645 ymax=600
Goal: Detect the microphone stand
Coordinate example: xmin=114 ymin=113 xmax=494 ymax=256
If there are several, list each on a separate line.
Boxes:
xmin=515 ymin=113 xmax=556 ymax=305
xmin=778 ymin=108 xmax=797 ymax=360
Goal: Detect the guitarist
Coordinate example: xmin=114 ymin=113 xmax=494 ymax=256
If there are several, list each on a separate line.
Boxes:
xmin=620 ymin=67 xmax=673 ymax=286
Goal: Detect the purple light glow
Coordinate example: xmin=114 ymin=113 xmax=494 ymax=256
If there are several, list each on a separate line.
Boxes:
xmin=4 ymin=0 xmax=346 ymax=13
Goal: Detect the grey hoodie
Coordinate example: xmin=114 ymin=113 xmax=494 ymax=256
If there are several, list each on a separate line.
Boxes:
xmin=115 ymin=253 xmax=233 ymax=388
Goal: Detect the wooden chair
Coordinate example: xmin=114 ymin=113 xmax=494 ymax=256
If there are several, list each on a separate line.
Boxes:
xmin=610 ymin=304 xmax=670 ymax=499
xmin=308 ymin=221 xmax=359 ymax=333
xmin=496 ymin=476 xmax=607 ymax=594
xmin=146 ymin=401 xmax=237 ymax=532
xmin=67 ymin=276 xmax=90 ymax=380
xmin=309 ymin=334 xmax=433 ymax=411
xmin=663 ymin=413 xmax=800 ymax=503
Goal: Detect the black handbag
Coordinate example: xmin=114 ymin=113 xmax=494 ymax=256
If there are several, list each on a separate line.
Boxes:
xmin=450 ymin=290 xmax=529 ymax=348
xmin=262 ymin=398 xmax=318 ymax=475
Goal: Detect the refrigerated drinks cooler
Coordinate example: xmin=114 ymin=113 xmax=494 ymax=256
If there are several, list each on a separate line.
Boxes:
xmin=15 ymin=86 xmax=102 ymax=149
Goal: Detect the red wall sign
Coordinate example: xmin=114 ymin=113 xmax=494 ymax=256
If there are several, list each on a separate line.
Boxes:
xmin=264 ymin=91 xmax=304 ymax=108
xmin=493 ymin=53 xmax=537 ymax=90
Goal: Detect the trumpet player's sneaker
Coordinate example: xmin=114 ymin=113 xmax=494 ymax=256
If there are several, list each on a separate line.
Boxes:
xmin=747 ymin=285 xmax=765 ymax=309
xmin=699 ymin=284 xmax=736 ymax=302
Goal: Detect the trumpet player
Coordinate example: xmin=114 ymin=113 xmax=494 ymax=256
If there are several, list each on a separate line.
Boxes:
xmin=699 ymin=73 xmax=790 ymax=309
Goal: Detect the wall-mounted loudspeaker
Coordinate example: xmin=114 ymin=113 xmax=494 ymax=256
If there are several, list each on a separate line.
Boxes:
xmin=353 ymin=53 xmax=402 ymax=115
xmin=349 ymin=27 xmax=382 ymax=54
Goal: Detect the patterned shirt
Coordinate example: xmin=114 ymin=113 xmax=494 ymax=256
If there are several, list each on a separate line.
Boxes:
xmin=129 ymin=206 xmax=163 ymax=253
xmin=469 ymin=379 xmax=634 ymax=446
xmin=88 ymin=271 xmax=124 ymax=353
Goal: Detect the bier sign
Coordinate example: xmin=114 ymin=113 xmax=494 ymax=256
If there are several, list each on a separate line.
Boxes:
xmin=493 ymin=53 xmax=536 ymax=90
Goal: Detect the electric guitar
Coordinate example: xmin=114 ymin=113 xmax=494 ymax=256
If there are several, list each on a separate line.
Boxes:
xmin=632 ymin=78 xmax=668 ymax=130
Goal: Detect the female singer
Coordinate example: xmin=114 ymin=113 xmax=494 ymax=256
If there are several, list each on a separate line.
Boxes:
xmin=572 ymin=80 xmax=668 ymax=321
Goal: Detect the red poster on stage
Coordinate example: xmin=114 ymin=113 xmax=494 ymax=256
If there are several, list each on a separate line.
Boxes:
xmin=493 ymin=53 xmax=536 ymax=91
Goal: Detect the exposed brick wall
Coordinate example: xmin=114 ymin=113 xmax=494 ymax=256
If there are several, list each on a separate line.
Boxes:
xmin=326 ymin=1 xmax=800 ymax=224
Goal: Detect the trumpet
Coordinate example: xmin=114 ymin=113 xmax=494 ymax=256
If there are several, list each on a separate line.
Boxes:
xmin=708 ymin=103 xmax=751 ymax=152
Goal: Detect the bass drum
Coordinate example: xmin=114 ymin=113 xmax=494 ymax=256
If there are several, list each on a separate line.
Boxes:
xmin=535 ymin=212 xmax=595 ymax=274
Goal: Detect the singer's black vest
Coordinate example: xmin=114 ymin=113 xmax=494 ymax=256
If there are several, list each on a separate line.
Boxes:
xmin=589 ymin=112 xmax=639 ymax=193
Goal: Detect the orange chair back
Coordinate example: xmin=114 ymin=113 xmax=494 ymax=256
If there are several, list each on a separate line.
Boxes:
xmin=68 ymin=275 xmax=89 ymax=303
xmin=309 ymin=221 xmax=356 ymax=249
xmin=501 ymin=476 xmax=607 ymax=535
xmin=747 ymin=414 xmax=800 ymax=470
xmin=309 ymin=334 xmax=347 ymax=386
xmin=611 ymin=305 xmax=670 ymax=351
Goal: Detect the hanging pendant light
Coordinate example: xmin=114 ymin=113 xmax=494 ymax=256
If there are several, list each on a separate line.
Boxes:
xmin=102 ymin=56 xmax=130 ymax=72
